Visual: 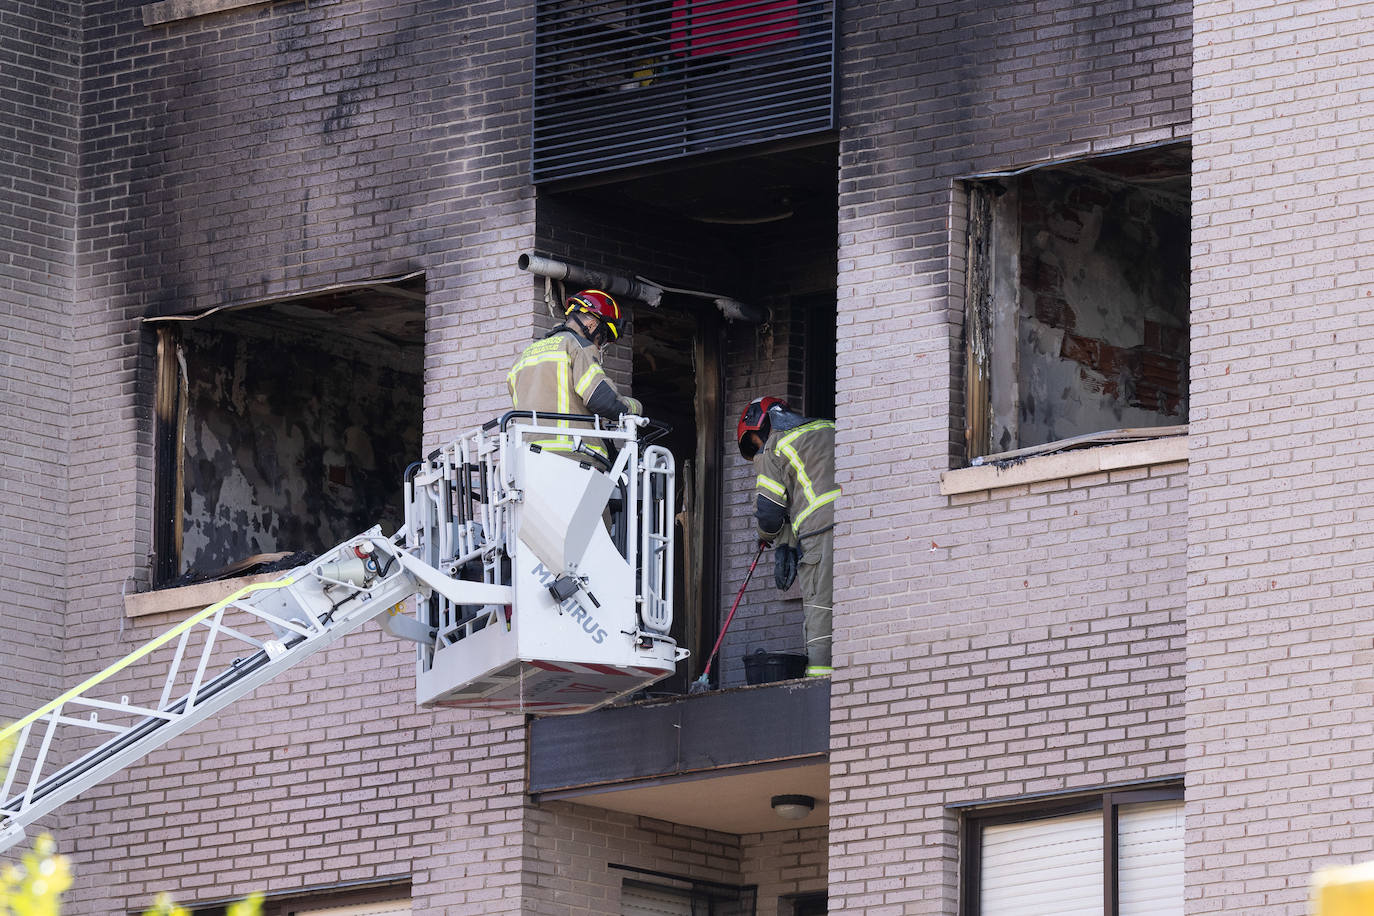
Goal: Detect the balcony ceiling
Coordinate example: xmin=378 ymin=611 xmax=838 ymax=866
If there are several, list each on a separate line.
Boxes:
xmin=556 ymin=141 xmax=838 ymax=227
xmin=542 ymin=757 xmax=829 ymax=835
xmin=530 ymin=677 xmax=830 ymax=836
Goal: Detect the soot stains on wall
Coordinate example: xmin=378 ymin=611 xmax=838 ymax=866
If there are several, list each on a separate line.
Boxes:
xmin=176 ymin=312 xmax=421 ymax=579
xmin=1017 ymin=169 xmax=1189 ymax=445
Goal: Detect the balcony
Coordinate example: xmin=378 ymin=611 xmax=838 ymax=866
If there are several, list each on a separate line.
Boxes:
xmin=532 ymin=0 xmax=837 ymax=186
xmin=529 ymin=676 xmax=829 ymax=834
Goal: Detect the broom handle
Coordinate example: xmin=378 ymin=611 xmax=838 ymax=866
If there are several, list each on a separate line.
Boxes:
xmin=700 ymin=542 xmax=766 ymax=680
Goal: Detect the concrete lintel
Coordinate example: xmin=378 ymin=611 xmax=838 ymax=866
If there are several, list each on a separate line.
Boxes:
xmin=940 ymin=435 xmax=1188 ymax=496
xmin=143 ymin=0 xmax=273 ymax=27
xmin=124 ymin=573 xmax=281 ymax=618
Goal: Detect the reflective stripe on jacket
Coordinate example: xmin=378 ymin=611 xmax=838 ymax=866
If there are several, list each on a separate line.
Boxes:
xmin=507 ymin=328 xmax=642 ymax=456
xmin=754 ymin=419 xmax=839 ymax=541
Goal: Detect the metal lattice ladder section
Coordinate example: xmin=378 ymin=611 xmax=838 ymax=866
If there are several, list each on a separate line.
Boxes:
xmin=0 ymin=529 xmax=475 ymax=855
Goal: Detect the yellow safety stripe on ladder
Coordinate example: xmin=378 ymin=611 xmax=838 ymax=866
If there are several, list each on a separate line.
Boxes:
xmin=0 ymin=576 xmax=299 ymax=743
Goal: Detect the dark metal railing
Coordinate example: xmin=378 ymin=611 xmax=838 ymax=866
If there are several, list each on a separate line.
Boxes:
xmin=533 ymin=0 xmax=836 ymax=184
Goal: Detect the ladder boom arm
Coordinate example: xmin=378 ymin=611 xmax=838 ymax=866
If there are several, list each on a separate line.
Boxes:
xmin=0 ymin=530 xmax=506 ymax=855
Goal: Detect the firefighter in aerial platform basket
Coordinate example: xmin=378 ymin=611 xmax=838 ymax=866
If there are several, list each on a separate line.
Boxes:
xmin=507 ymin=288 xmax=646 ymax=464
xmin=736 ymin=396 xmax=840 ymax=677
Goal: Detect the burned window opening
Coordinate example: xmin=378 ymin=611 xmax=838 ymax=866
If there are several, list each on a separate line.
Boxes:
xmin=150 ymin=279 xmax=425 ymax=587
xmin=962 ymin=145 xmax=1190 ymax=464
xmin=632 ymin=301 xmax=723 ymax=694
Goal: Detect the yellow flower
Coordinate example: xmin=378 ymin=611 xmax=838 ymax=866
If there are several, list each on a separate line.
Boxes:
xmin=140 ymin=892 xmax=189 ymax=916
xmin=0 ymin=833 xmax=72 ymax=916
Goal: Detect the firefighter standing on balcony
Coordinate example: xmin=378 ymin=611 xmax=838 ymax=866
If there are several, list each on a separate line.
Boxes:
xmin=507 ymin=289 xmax=644 ymax=462
xmin=737 ymin=396 xmax=839 ymax=677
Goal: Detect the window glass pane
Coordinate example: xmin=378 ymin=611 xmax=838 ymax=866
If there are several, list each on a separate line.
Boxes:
xmin=622 ymin=883 xmax=695 ymax=916
xmin=980 ymin=810 xmax=1104 ymax=916
xmin=1118 ymin=800 xmax=1184 ymax=916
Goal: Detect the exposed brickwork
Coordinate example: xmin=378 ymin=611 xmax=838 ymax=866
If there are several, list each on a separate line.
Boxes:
xmin=830 ymin=0 xmax=1192 ymax=909
xmin=1188 ymin=2 xmax=1374 ymax=913
xmin=741 ymin=825 xmax=829 ymax=916
xmin=0 ymin=1 xmax=79 ymax=732
xmin=526 ymin=804 xmax=744 ymax=915
xmin=57 ymin=0 xmax=541 ymax=911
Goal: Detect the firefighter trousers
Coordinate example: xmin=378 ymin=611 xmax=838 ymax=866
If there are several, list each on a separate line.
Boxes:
xmin=798 ymin=528 xmax=833 ymax=671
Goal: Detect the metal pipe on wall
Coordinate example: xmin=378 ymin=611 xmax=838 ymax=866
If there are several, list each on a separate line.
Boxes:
xmin=518 ymin=253 xmax=665 ymax=308
xmin=517 ymin=253 xmax=768 ymax=324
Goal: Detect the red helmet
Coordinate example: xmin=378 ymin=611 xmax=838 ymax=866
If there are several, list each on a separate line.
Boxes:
xmin=737 ymin=396 xmax=789 ymax=459
xmin=565 ymin=289 xmax=622 ymax=341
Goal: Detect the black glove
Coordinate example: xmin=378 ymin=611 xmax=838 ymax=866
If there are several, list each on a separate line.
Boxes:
xmin=774 ymin=543 xmax=801 ymax=591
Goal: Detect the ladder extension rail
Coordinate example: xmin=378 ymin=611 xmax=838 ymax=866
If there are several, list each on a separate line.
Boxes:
xmin=0 ymin=530 xmax=422 ymax=855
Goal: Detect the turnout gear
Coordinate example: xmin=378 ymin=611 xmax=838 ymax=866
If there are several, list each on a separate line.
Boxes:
xmin=565 ymin=289 xmax=623 ymax=343
xmin=508 ymin=321 xmax=643 ymax=460
xmin=749 ymin=413 xmax=839 ymax=674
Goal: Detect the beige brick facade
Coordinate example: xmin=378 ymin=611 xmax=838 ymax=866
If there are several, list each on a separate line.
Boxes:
xmin=1189 ymin=1 xmax=1374 ymax=912
xmin=4 ymin=0 xmax=1373 ymax=913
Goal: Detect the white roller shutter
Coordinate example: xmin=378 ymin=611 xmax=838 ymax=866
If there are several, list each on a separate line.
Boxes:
xmin=620 ymin=883 xmax=694 ymax=916
xmin=296 ymin=902 xmax=411 ymax=916
xmin=1118 ymin=800 xmax=1184 ymax=916
xmin=980 ymin=810 xmax=1104 ymax=916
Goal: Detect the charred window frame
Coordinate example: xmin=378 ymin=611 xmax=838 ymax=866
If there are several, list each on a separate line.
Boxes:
xmin=152 ymin=324 xmax=188 ymax=584
xmin=959 ymin=783 xmax=1184 ymax=916
xmin=146 ymin=277 xmax=426 ymax=588
xmin=959 ymin=145 xmax=1191 ymax=465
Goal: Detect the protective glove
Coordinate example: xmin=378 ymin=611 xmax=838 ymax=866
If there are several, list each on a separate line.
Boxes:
xmin=774 ymin=543 xmax=800 ymax=591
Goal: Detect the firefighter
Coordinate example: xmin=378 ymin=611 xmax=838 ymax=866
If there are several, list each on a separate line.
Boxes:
xmin=736 ymin=396 xmax=839 ymax=677
xmin=507 ymin=289 xmax=644 ymax=463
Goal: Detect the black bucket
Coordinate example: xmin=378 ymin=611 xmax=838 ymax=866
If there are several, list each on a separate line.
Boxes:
xmin=743 ymin=648 xmax=807 ymax=685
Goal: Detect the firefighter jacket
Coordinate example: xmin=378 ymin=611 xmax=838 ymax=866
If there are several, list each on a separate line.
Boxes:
xmin=507 ymin=326 xmax=643 ymax=459
xmin=753 ymin=419 xmax=839 ymax=543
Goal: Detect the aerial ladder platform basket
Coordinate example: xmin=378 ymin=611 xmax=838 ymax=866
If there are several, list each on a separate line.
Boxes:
xmin=0 ymin=413 xmax=681 ymax=854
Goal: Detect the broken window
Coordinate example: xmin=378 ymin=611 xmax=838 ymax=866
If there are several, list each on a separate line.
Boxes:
xmin=149 ymin=277 xmax=425 ymax=587
xmin=961 ymin=145 xmax=1190 ymax=463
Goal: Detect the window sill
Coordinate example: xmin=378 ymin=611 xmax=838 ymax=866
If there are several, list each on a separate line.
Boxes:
xmin=142 ymin=0 xmax=273 ymax=27
xmin=939 ymin=435 xmax=1188 ymax=496
xmin=124 ymin=572 xmax=282 ymax=619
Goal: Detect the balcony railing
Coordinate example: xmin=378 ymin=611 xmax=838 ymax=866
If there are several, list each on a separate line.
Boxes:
xmin=533 ymin=0 xmax=837 ymax=185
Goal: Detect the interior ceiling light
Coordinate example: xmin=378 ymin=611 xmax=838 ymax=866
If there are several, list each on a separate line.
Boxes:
xmin=771 ymin=794 xmax=816 ymax=820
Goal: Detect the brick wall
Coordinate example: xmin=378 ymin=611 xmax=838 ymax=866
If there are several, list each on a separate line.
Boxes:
xmin=60 ymin=0 xmax=541 ymax=911
xmin=1188 ymin=2 xmax=1374 ymax=913
xmin=741 ymin=825 xmax=828 ymax=916
xmin=719 ymin=208 xmax=838 ymax=687
xmin=522 ymin=803 xmax=827 ymax=916
xmin=526 ymin=803 xmax=745 ymax=914
xmin=830 ymin=0 xmax=1191 ymax=911
xmin=0 ymin=2 xmax=79 ymax=730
